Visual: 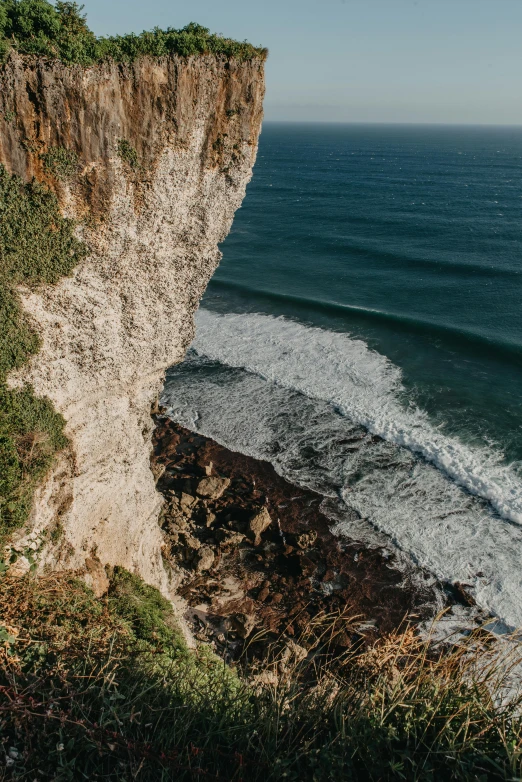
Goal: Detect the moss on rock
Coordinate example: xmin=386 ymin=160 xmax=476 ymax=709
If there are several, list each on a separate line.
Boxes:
xmin=117 ymin=138 xmax=139 ymax=171
xmin=0 ymin=163 xmax=88 ymax=544
xmin=41 ymin=145 xmax=79 ymax=181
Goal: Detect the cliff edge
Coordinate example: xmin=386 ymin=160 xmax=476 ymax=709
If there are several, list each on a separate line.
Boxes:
xmin=0 ymin=49 xmax=265 ymax=595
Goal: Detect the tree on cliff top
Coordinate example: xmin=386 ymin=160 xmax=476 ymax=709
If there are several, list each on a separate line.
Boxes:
xmin=0 ymin=0 xmax=96 ymax=63
xmin=0 ymin=0 xmax=267 ymax=64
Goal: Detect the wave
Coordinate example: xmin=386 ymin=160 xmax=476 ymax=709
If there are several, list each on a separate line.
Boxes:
xmin=161 ymin=308 xmax=522 ymax=628
xmin=294 ymin=233 xmax=522 ymax=279
xmin=208 ymin=279 xmax=522 ymax=361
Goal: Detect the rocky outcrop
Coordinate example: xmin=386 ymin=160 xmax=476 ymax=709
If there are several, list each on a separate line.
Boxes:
xmin=152 ymin=419 xmax=441 ymax=659
xmin=0 ymin=51 xmax=264 ymax=595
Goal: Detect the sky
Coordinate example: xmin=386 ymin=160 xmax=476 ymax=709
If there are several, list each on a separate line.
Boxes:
xmin=83 ymin=0 xmax=522 ymax=126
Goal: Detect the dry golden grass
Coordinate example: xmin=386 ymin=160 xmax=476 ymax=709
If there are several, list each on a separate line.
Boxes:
xmin=1 ymin=571 xmax=521 ymax=780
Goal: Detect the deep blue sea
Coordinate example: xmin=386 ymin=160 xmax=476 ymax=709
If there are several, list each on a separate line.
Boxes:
xmin=163 ymin=123 xmax=522 ymax=628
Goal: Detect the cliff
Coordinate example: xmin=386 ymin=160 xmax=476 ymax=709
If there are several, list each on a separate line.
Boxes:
xmin=0 ymin=50 xmax=265 ymax=595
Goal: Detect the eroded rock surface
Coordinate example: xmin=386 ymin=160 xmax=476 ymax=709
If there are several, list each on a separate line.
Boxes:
xmin=0 ymin=52 xmax=264 ymax=595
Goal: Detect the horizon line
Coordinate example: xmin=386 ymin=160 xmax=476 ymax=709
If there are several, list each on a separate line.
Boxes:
xmin=262 ymin=119 xmax=522 ymax=129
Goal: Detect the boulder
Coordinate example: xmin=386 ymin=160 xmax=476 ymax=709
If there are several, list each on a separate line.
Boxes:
xmin=151 ymin=462 xmax=166 ymax=483
xmin=167 ymin=515 xmax=190 ymax=534
xmin=180 ymin=492 xmax=196 ymax=514
xmin=282 ymin=640 xmax=308 ymax=665
xmin=296 ymin=530 xmax=317 ymax=550
xmin=181 ymin=532 xmax=201 ymax=552
xmin=258 ymin=585 xmax=270 ymax=602
xmin=84 ymin=556 xmax=110 ymax=597
xmin=196 ymin=475 xmax=230 ymax=500
xmin=196 ymin=546 xmax=215 ymax=573
xmin=8 ymin=555 xmax=31 ymax=578
xmin=217 ymin=530 xmax=245 ymax=548
xmin=249 ymin=507 xmax=272 ymax=546
xmin=230 ymin=612 xmax=256 ymax=639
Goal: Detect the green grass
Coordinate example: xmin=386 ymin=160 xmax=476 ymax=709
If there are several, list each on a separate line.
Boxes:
xmin=0 ymin=1 xmax=267 ymax=65
xmin=107 ymin=567 xmax=188 ymax=653
xmin=1 ymin=569 xmax=521 ymax=781
xmin=0 ymin=164 xmax=88 ymax=545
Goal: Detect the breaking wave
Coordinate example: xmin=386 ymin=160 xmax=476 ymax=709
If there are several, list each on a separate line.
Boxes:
xmin=162 ymin=309 xmax=522 ymax=628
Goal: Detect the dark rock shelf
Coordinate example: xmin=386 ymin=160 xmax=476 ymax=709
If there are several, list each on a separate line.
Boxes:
xmin=152 ymin=416 xmax=450 ymax=664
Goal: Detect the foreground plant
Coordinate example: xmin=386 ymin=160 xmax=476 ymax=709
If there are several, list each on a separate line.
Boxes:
xmin=1 ymin=569 xmax=521 ymax=780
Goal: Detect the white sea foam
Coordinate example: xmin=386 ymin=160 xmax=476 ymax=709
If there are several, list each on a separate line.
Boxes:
xmin=193 ymin=310 xmax=522 ymax=522
xmin=162 ymin=308 xmax=522 ymax=627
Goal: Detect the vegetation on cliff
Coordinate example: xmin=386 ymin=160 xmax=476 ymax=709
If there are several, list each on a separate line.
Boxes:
xmin=0 ymin=164 xmax=88 ymax=545
xmin=0 ymin=0 xmax=267 ymax=65
xmin=1 ymin=568 xmax=521 ymax=780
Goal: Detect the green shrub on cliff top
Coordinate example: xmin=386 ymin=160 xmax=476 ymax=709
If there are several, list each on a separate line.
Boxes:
xmin=0 ymin=164 xmax=88 ymax=543
xmin=0 ymin=0 xmax=267 ymax=64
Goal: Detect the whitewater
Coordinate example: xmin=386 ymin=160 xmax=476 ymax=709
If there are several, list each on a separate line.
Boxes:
xmin=162 ymin=308 xmax=522 ymax=629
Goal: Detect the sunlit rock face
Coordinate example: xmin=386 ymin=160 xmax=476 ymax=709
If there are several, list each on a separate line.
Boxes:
xmin=0 ymin=52 xmax=264 ymax=594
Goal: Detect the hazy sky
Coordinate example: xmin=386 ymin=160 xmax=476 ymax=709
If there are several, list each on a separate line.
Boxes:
xmin=83 ymin=0 xmax=522 ymax=125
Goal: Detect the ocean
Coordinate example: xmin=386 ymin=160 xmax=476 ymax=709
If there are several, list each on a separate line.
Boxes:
xmin=162 ymin=122 xmax=522 ymax=629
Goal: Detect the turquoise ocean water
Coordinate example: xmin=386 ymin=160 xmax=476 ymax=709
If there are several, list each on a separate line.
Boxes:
xmin=163 ymin=123 xmax=522 ymax=628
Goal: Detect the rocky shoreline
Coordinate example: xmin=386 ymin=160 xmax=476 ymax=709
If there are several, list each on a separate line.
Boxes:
xmin=151 ymin=416 xmax=463 ymax=663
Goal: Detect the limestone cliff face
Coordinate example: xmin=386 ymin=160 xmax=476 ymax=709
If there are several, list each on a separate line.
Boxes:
xmin=0 ymin=52 xmax=264 ymax=595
